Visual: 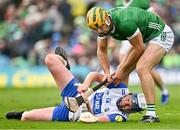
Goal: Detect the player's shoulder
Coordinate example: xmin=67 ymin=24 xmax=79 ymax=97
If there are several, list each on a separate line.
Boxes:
xmin=109 ymin=6 xmax=141 ymax=12
xmin=108 ymin=7 xmax=127 ymax=13
xmin=109 ymin=7 xmax=142 ymax=19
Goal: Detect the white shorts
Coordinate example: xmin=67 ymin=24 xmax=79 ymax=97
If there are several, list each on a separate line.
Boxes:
xmin=149 ymin=25 xmax=174 ymax=53
xmin=119 ymin=40 xmax=132 ymax=54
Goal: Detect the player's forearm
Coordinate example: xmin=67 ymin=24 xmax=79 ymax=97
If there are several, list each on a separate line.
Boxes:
xmin=82 ymin=72 xmax=100 ymax=88
xmin=119 ymin=48 xmax=144 ymax=77
xmin=97 ymin=115 xmax=110 ymax=122
xmin=97 ymin=38 xmax=110 ymax=74
xmin=97 ymin=49 xmax=110 ymax=74
xmin=119 ymin=32 xmax=145 ymax=76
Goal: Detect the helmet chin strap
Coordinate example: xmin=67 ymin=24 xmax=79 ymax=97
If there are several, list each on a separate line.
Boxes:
xmin=105 ymin=16 xmax=113 ymax=34
xmin=105 ymin=17 xmax=111 ymax=26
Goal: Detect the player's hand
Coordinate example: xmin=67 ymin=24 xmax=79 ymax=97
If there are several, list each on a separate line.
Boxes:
xmin=75 ymin=83 xmax=88 ymax=94
xmin=112 ymin=71 xmax=123 ymax=85
xmin=103 ymin=73 xmax=113 ymax=84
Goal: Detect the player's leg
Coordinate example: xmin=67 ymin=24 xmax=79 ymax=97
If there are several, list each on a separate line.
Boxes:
xmin=6 ymin=107 xmax=54 ymax=121
xmin=120 ymin=40 xmax=169 ymax=103
xmin=45 ymin=53 xmax=74 ymax=91
xmin=136 ymin=43 xmax=165 ymax=122
xmin=151 ymin=69 xmax=169 ymax=104
xmin=137 ymin=25 xmax=174 ymax=123
xmin=6 ymin=105 xmax=71 ymax=122
xmin=6 ymin=48 xmax=79 ymax=122
xmin=46 ymin=47 xmax=81 ymax=121
xmin=21 ymin=107 xmax=54 ymax=121
xmin=120 ymin=39 xmax=169 ymax=104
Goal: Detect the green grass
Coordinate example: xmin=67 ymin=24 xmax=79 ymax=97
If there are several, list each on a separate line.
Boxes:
xmin=0 ymin=85 xmax=180 ymax=129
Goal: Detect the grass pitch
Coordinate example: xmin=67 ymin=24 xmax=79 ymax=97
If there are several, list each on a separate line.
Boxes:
xmin=0 ymin=85 xmax=180 ymax=130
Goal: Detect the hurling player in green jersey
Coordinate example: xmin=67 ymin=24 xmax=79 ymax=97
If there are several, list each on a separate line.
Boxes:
xmin=116 ymin=0 xmax=170 ymax=105
xmin=86 ymin=7 xmax=174 ymax=123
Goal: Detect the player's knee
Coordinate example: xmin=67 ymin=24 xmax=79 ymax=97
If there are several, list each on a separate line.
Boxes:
xmin=136 ymin=63 xmax=147 ymax=76
xmin=45 ymin=54 xmax=55 ymax=66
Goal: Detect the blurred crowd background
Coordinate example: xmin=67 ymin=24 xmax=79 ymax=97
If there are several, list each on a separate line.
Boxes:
xmin=0 ymin=0 xmax=180 ymax=81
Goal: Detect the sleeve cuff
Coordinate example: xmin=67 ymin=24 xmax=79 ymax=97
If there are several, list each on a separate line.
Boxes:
xmin=127 ymin=28 xmax=140 ymax=40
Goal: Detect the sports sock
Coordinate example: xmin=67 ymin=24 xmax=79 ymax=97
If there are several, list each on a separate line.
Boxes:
xmin=160 ymin=84 xmax=168 ymax=94
xmin=162 ymin=88 xmax=169 ymax=95
xmin=146 ymin=104 xmax=156 ymax=117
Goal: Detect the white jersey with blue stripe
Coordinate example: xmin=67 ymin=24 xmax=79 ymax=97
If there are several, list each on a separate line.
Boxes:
xmin=68 ymin=82 xmax=129 ymax=122
xmin=88 ymin=82 xmax=129 ymax=121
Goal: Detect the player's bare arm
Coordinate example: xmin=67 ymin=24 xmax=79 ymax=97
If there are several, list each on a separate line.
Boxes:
xmin=125 ymin=31 xmax=145 ymax=71
xmin=77 ymin=72 xmax=104 ymax=93
xmin=97 ymin=37 xmax=109 ymax=74
xmin=97 ymin=37 xmax=112 ymax=82
xmin=97 ymin=115 xmax=110 ymax=122
xmin=114 ymin=32 xmax=145 ymax=84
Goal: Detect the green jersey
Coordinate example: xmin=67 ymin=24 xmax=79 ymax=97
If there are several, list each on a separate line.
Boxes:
xmin=108 ymin=7 xmax=165 ymax=43
xmin=116 ymin=0 xmax=150 ymax=10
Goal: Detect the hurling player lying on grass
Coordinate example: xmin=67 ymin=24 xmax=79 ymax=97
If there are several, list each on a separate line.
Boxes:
xmin=6 ymin=47 xmax=146 ymax=123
